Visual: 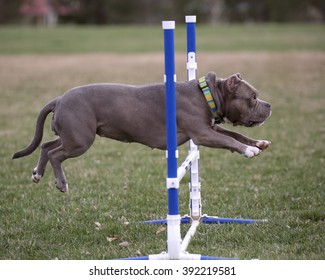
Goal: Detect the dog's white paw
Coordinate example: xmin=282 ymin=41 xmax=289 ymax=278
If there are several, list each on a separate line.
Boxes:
xmin=244 ymin=146 xmax=261 ymax=158
xmin=31 ymin=167 xmax=42 ymax=183
xmin=256 ymin=140 xmax=271 ymax=150
xmin=31 ymin=173 xmax=42 ymax=183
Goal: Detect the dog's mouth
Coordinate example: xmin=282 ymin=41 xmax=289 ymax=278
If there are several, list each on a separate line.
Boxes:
xmin=244 ymin=120 xmax=263 ymax=127
xmin=243 ymin=110 xmax=272 ymax=127
xmin=225 ymin=111 xmax=271 ymax=127
xmin=228 ymin=119 xmax=262 ymax=127
xmin=231 ymin=118 xmax=265 ymax=127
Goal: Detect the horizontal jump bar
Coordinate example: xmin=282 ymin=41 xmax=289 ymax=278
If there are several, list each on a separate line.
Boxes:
xmin=177 ymin=150 xmax=199 ymax=182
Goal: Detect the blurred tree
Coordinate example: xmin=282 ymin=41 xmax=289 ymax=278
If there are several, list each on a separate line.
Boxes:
xmin=0 ymin=0 xmax=21 ymax=24
xmin=225 ymin=0 xmax=324 ymax=22
xmin=0 ymin=0 xmax=323 ymax=25
xmin=19 ymin=0 xmax=78 ymax=26
xmin=20 ymin=0 xmax=52 ymax=25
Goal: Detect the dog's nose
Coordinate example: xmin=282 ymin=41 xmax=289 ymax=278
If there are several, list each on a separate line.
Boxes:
xmin=264 ymin=103 xmax=271 ymax=109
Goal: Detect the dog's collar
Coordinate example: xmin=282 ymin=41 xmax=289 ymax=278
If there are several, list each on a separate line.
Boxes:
xmin=198 ymin=76 xmax=223 ymax=124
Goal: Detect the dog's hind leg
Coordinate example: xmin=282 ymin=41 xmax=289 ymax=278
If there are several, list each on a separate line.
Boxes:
xmin=48 ymin=141 xmax=93 ymax=193
xmin=32 ymin=138 xmax=61 ymax=183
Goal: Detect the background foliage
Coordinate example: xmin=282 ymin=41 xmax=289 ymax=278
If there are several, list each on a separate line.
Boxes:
xmin=0 ymin=0 xmax=324 ymax=25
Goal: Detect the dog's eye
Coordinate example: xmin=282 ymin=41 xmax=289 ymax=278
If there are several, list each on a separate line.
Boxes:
xmin=253 ymin=94 xmax=257 ymax=100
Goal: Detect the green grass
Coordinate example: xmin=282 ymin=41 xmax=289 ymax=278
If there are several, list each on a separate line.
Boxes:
xmin=0 ymin=23 xmax=324 ymax=54
xmin=0 ymin=24 xmax=324 ymax=259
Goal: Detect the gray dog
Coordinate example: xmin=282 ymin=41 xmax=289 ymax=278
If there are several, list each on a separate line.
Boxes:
xmin=13 ymin=72 xmax=271 ymax=192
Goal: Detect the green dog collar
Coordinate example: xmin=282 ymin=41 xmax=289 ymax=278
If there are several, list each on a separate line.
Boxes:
xmin=198 ymin=76 xmax=223 ymax=124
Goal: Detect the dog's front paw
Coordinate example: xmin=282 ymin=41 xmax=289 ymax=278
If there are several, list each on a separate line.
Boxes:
xmin=244 ymin=146 xmax=261 ymax=158
xmin=256 ymin=140 xmax=271 ymax=150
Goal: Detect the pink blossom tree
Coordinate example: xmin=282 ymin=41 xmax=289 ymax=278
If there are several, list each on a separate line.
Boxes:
xmin=20 ymin=0 xmax=53 ymax=25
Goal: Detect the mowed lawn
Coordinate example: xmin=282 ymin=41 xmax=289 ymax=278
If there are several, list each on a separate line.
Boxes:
xmin=0 ymin=24 xmax=324 ymax=260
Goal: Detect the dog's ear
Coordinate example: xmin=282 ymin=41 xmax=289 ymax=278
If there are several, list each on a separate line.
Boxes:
xmin=205 ymin=71 xmax=217 ymax=90
xmin=206 ymin=71 xmax=217 ymax=82
xmin=227 ymin=73 xmax=242 ymax=92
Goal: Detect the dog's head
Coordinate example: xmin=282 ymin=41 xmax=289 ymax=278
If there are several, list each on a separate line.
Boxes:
xmin=208 ymin=72 xmax=272 ymax=127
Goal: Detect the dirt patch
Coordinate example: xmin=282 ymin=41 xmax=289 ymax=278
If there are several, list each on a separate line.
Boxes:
xmin=1 ymin=52 xmax=324 ymax=106
xmin=1 ymin=51 xmax=324 ymax=83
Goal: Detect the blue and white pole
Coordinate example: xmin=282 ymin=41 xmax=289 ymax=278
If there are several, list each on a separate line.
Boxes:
xmin=186 ymin=15 xmax=197 ymax=81
xmin=185 ymin=15 xmax=202 ymax=221
xmin=163 ymin=21 xmax=181 ymax=259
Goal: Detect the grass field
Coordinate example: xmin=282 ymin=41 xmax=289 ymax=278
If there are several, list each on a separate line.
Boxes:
xmin=0 ymin=24 xmax=324 ymax=260
xmin=0 ymin=24 xmax=324 ymax=54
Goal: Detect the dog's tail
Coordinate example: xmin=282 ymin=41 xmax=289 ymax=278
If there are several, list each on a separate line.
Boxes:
xmin=12 ymin=98 xmax=59 ymax=159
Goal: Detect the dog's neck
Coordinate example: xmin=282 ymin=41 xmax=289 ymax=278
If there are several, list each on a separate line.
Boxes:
xmin=215 ymin=79 xmax=226 ymax=123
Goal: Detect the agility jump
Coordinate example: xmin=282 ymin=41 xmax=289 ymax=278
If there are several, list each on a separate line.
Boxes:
xmin=120 ymin=16 xmax=269 ymax=260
